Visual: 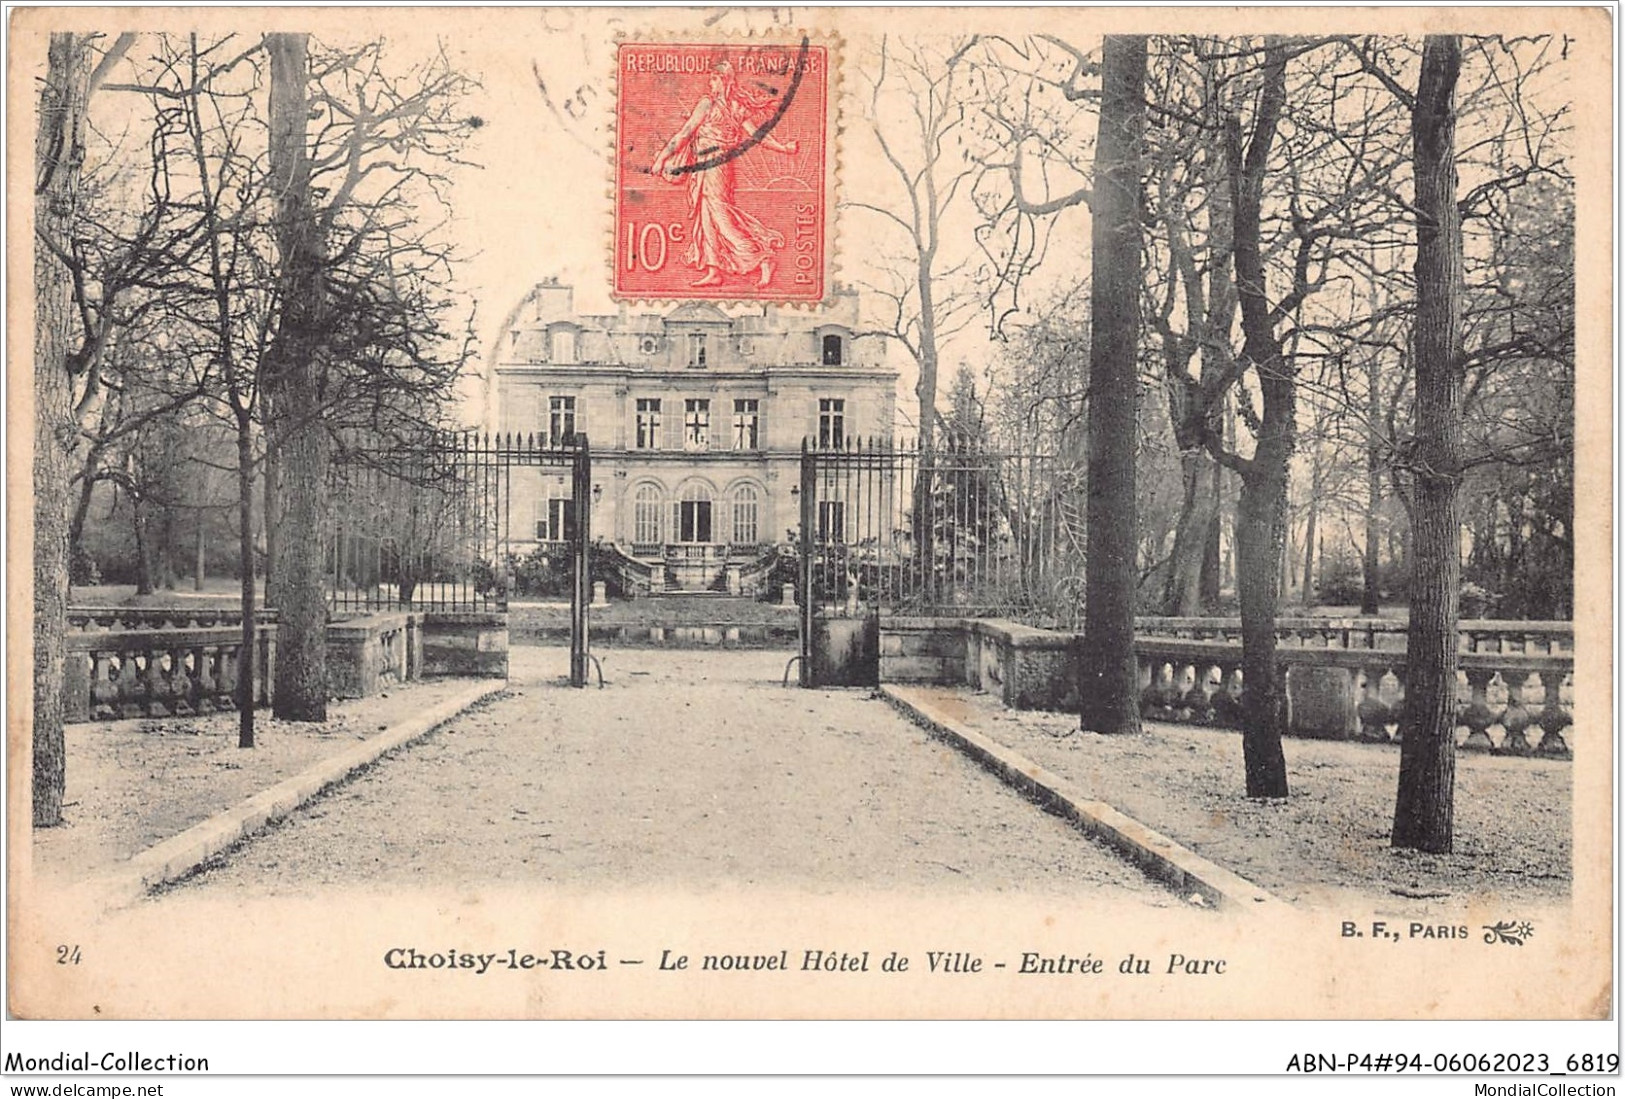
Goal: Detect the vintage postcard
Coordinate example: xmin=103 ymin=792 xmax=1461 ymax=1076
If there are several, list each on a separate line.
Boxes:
xmin=3 ymin=3 xmax=1614 ymax=1064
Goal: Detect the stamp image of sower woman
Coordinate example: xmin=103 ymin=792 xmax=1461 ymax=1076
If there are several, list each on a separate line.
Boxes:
xmin=650 ymin=60 xmax=799 ymax=288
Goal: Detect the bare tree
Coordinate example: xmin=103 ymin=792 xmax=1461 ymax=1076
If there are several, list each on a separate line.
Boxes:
xmin=91 ymin=31 xmax=477 ymax=742
xmin=1392 ymin=35 xmax=1466 ymax=852
xmin=1076 ymin=35 xmax=1147 ymax=736
xmin=1141 ymin=40 xmax=1240 ymax=617
xmin=262 ymin=31 xmax=332 ymax=720
xmin=33 ymin=33 xmax=94 ymax=826
xmin=1195 ymin=36 xmax=1412 ymax=796
xmin=1202 ymin=39 xmax=1300 ymax=797
xmin=849 ymin=36 xmax=985 ymax=442
xmin=266 ymin=33 xmax=479 ymax=720
xmin=32 ymin=31 xmax=138 ymax=825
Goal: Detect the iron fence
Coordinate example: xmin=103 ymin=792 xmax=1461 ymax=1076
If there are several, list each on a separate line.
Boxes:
xmin=328 ymin=432 xmax=589 ymax=613
xmin=798 ymin=437 xmax=1085 ymax=626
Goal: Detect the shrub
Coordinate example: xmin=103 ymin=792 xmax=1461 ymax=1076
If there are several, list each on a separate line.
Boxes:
xmin=69 ymin=547 xmax=102 ymax=587
xmin=1315 ymin=551 xmax=1365 ymax=606
xmin=1459 ymin=581 xmax=1501 ymax=619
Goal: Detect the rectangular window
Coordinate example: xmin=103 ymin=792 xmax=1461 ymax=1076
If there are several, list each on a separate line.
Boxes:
xmin=732 ymin=399 xmax=760 ymax=450
xmin=635 ymin=398 xmax=662 ymax=449
xmin=817 ymin=500 xmax=846 ymax=545
xmin=548 ymin=396 xmax=576 ymax=446
xmin=817 ymin=398 xmax=846 ymax=449
xmin=684 ymin=398 xmax=710 ymax=451
xmin=678 ymin=500 xmax=713 ymax=543
xmin=687 ymin=333 xmax=708 ymax=368
xmin=536 ymin=496 xmax=578 ymax=542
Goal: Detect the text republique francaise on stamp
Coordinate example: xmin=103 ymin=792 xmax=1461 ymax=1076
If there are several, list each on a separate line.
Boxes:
xmin=614 ymin=38 xmax=833 ymax=303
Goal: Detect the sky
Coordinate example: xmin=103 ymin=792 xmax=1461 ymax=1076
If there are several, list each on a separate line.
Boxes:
xmin=423 ymin=12 xmax=1095 ymax=428
xmin=60 ymin=13 xmax=1583 ymax=442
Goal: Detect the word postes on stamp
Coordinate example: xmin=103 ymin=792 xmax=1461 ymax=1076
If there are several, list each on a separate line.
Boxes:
xmin=615 ymin=37 xmax=832 ymax=303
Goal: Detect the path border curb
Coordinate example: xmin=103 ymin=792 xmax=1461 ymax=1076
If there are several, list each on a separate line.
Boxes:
xmin=96 ymin=680 xmax=509 ymax=908
xmin=881 ymin=684 xmax=1285 ymax=913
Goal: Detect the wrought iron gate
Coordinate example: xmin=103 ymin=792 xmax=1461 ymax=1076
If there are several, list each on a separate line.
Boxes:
xmin=328 ymin=431 xmax=594 ymax=686
xmin=797 ymin=438 xmax=1078 ymax=686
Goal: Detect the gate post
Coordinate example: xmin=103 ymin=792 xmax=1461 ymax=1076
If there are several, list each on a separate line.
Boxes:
xmin=570 ymin=435 xmax=591 ymax=688
xmin=798 ymin=439 xmax=816 ymax=687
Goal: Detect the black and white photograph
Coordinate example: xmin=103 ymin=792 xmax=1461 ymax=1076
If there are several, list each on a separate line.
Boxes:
xmin=3 ymin=2 xmax=1615 ymax=1083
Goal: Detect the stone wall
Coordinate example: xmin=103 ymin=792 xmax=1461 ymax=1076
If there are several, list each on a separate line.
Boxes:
xmin=420 ymin=611 xmax=509 ymax=678
xmin=808 ymin=614 xmax=879 ymax=686
xmin=964 ymin=619 xmax=1079 ymax=711
xmin=878 ymin=616 xmax=966 ymax=684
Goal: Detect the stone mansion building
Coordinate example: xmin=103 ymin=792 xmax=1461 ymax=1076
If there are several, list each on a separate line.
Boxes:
xmin=487 ymin=280 xmax=897 ymax=590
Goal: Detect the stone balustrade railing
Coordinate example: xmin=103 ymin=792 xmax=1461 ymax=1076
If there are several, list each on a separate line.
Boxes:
xmin=605 ymin=542 xmax=663 ymax=595
xmin=67 ymin=605 xmax=278 ymax=633
xmin=64 ymin=626 xmax=276 ymax=722
xmin=1135 ymin=638 xmax=1573 ymax=758
xmin=880 ymin=617 xmax=1574 ymax=759
xmin=1134 ymin=616 xmax=1571 ymax=655
xmin=327 ymin=613 xmax=420 ymax=699
xmin=61 ymin=609 xmax=507 ymax=724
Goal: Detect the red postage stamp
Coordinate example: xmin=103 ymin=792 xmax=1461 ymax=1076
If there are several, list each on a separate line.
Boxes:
xmin=614 ymin=37 xmax=833 ymax=303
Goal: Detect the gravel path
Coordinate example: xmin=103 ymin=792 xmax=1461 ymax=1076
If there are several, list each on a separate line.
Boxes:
xmin=170 ymin=648 xmax=1171 ymax=902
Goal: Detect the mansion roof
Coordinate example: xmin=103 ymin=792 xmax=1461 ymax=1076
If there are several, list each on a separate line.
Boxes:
xmin=492 ymin=280 xmax=886 ymax=374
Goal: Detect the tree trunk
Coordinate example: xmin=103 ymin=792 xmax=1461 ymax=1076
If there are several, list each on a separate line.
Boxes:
xmin=1219 ymin=401 xmax=1236 ymax=595
xmin=235 ymin=412 xmax=258 ymax=747
xmin=1163 ymin=448 xmax=1219 ymax=617
xmin=32 ymin=33 xmax=91 ymax=827
xmin=1076 ymin=35 xmax=1146 ymax=737
xmin=132 ymin=497 xmax=156 ymax=595
xmin=263 ymin=400 xmax=281 ymax=607
xmin=158 ymin=501 xmax=177 ymax=589
xmin=1393 ymin=35 xmax=1465 ymax=853
xmin=1220 ymin=39 xmax=1292 ymax=798
xmin=1281 ymin=505 xmax=1293 ymax=594
xmin=915 ymin=258 xmax=940 ymax=448
xmin=1235 ymin=461 xmax=1291 ymax=796
xmin=1196 ymin=95 xmax=1236 ymax=616
xmin=266 ymin=33 xmax=331 ymax=722
xmin=1301 ymin=459 xmax=1318 ymax=607
xmin=1361 ymin=352 xmax=1383 ymax=615
xmin=1200 ymin=459 xmax=1223 ymax=609
xmin=67 ymin=440 xmax=105 ymax=559
xmin=195 ymin=510 xmax=206 ymax=591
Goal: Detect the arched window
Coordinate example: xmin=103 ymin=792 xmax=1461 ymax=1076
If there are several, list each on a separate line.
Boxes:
xmin=633 ymin=484 xmax=664 ymax=547
xmin=731 ymin=485 xmax=760 ymax=546
xmin=822 ymin=333 xmax=844 ymax=365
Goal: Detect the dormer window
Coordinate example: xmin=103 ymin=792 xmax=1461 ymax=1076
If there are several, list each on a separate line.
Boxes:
xmin=550 ymin=327 xmax=578 ymax=364
xmin=640 ymin=335 xmax=660 ymax=355
xmin=687 ymin=333 xmax=708 ymax=369
xmin=822 ymin=333 xmax=844 ymax=366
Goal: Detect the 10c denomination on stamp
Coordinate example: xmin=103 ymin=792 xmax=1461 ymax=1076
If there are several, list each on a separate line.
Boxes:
xmin=614 ymin=36 xmax=833 ymax=303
